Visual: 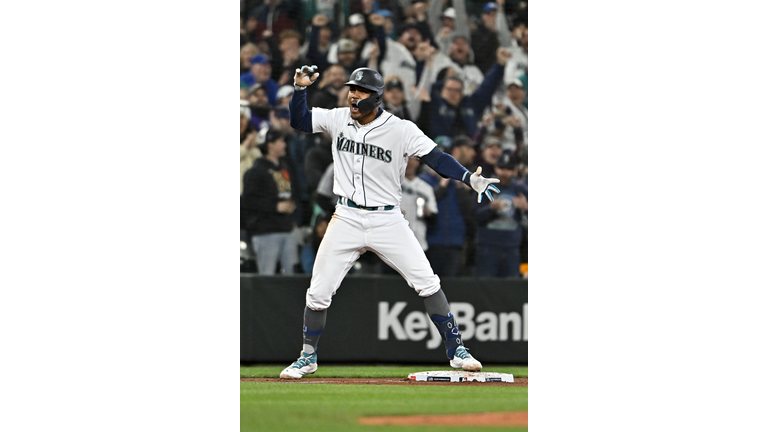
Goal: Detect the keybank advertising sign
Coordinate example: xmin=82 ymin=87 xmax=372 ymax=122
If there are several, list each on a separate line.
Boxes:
xmin=378 ymin=302 xmax=528 ymax=345
xmin=241 ymin=276 xmax=528 ymax=364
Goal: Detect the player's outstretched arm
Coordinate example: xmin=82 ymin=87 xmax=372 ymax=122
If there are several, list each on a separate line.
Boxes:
xmin=289 ymin=65 xmax=320 ymax=133
xmin=420 ymin=147 xmax=500 ymax=203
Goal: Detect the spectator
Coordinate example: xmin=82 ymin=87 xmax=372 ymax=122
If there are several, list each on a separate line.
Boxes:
xmin=417 ymin=47 xmax=510 ymax=139
xmin=350 ymin=0 xmax=402 ymax=19
xmin=309 ymin=64 xmax=348 ymax=109
xmin=307 ymin=12 xmax=372 ymax=80
xmin=298 ymin=0 xmax=337 ymax=33
xmin=518 ymin=71 xmax=528 ymax=109
xmin=303 ymin=133 xmax=334 ymax=213
xmin=474 ymin=135 xmax=503 ymax=176
xmin=243 ymin=13 xmax=260 ymax=45
xmin=276 ymin=85 xmax=294 ymax=108
xmin=471 ymin=2 xmax=502 ymax=74
xmin=374 ymin=9 xmax=398 ymax=40
xmin=240 ymin=43 xmax=259 ymax=74
xmin=402 ymin=1 xmax=437 ymax=45
xmin=509 ymin=21 xmax=527 ymax=51
xmin=428 ymin=0 xmax=471 ymax=56
xmin=420 ymin=136 xmax=478 ymax=277
xmin=241 ymin=101 xmax=262 ymax=194
xmin=492 ymin=78 xmax=528 ymax=154
xmin=396 ymin=23 xmax=423 ymax=62
xmin=335 ymin=86 xmax=351 ymax=108
xmin=475 ymin=152 xmax=528 ymax=277
xmin=338 ymin=38 xmax=364 ymax=75
xmin=241 ymin=54 xmax=280 ymax=106
xmin=370 ymin=14 xmax=421 ymax=100
xmin=475 ymin=102 xmax=519 ymax=152
xmin=381 ymin=76 xmax=412 ymax=120
xmin=303 ymin=14 xmax=334 ymax=71
xmin=241 ymin=129 xmax=299 ymax=275
xmin=314 ymin=163 xmax=337 ymax=215
xmin=430 ymin=35 xmax=485 ymax=95
xmin=408 ymin=42 xmax=441 ymax=121
xmin=401 ymin=158 xmax=438 ymax=252
xmin=394 ymin=19 xmax=439 ymax=86
xmin=326 ymin=14 xmax=377 ymax=71
xmin=240 ymin=16 xmax=249 ymax=47
xmin=504 ymin=26 xmax=528 ymax=87
xmin=301 ymin=210 xmax=332 ymax=274
xmin=441 ymin=8 xmax=457 ymax=31
xmin=271 ymin=106 xmax=312 ymax=226
xmin=248 ymin=0 xmax=300 ymax=45
xmin=264 ymin=29 xmax=309 ymax=86
xmin=246 ymin=83 xmax=272 ymax=132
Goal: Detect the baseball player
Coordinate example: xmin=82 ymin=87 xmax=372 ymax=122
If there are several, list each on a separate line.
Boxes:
xmin=280 ymin=53 xmax=503 ymax=379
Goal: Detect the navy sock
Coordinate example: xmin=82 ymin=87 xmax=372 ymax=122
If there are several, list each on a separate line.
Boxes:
xmin=430 ymin=313 xmax=462 ymax=359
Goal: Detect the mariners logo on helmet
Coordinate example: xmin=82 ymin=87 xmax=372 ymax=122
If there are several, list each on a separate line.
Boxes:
xmin=356 ymin=71 xmax=364 ymax=81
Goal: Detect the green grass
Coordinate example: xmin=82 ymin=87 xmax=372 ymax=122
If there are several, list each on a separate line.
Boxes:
xmin=241 ymin=364 xmax=528 ymax=379
xmin=241 ymin=365 xmax=528 ymax=432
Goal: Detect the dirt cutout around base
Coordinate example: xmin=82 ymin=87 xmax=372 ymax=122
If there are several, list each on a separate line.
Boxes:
xmin=241 ymin=377 xmax=527 ymax=386
xmin=359 ymin=412 xmax=528 ymax=427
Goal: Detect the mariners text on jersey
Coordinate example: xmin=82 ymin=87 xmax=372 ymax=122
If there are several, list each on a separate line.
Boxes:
xmin=337 ymin=132 xmax=393 ymax=163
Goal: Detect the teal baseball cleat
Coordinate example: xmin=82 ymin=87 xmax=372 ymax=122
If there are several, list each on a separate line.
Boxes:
xmin=449 ymin=346 xmax=482 ymax=371
xmin=280 ymin=351 xmax=318 ymax=379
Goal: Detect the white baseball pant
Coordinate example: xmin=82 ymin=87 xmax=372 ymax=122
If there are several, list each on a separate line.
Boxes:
xmin=306 ymin=204 xmax=441 ymax=310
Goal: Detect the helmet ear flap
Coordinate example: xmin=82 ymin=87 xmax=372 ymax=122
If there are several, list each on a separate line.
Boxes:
xmin=354 ymin=93 xmax=381 ymax=112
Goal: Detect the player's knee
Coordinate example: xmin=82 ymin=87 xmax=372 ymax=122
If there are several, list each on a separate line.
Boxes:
xmin=306 ymin=292 xmax=332 ymax=310
xmin=415 ymin=277 xmax=442 ymax=298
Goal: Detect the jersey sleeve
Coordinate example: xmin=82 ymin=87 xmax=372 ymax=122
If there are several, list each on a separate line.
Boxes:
xmin=403 ymin=121 xmax=437 ymax=158
xmin=311 ymin=107 xmax=334 ymax=135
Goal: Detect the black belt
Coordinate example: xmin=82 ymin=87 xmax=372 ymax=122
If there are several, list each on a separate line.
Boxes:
xmin=338 ymin=197 xmax=394 ymax=211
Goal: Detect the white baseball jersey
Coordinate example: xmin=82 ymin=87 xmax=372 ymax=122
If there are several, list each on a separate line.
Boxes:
xmin=310 ymin=108 xmax=436 ymax=207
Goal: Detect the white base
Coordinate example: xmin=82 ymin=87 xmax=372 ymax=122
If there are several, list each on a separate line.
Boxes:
xmin=408 ymin=370 xmax=514 ymax=383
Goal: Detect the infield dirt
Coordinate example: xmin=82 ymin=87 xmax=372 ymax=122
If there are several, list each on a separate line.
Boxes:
xmin=359 ymin=412 xmax=528 ymax=427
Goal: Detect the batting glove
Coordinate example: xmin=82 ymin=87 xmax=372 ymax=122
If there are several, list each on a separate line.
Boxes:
xmin=468 ymin=167 xmax=501 ymax=203
xmin=294 ymin=65 xmax=319 ymax=90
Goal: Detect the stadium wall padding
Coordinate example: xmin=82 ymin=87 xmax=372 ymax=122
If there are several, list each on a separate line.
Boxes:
xmin=241 ymin=275 xmax=528 ymax=364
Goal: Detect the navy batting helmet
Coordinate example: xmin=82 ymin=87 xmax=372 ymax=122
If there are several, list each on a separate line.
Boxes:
xmin=345 ymin=68 xmax=384 ymax=112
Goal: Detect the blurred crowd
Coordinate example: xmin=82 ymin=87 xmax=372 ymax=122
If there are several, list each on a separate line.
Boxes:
xmin=240 ymin=0 xmax=528 ymax=278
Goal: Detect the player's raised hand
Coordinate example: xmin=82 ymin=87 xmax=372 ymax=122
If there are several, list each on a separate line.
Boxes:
xmin=469 ymin=166 xmax=501 ymax=203
xmin=294 ymin=65 xmax=319 ymax=89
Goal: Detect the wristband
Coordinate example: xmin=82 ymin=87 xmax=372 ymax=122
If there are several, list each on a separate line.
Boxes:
xmin=461 ymin=170 xmax=471 ymax=186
